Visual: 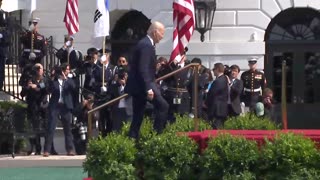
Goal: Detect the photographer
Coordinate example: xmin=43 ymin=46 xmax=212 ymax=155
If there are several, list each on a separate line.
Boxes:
xmin=72 ymin=94 xmax=96 ymax=155
xmin=82 ymin=48 xmax=99 ymax=96
xmin=109 ymin=66 xmax=131 ymax=131
xmin=43 ymin=63 xmax=75 ymax=157
xmin=22 ymin=63 xmax=57 ymax=155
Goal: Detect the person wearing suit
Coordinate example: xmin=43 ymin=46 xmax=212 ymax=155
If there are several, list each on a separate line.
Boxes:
xmin=125 ymin=21 xmax=169 ymax=139
xmin=228 ymin=65 xmax=244 ymax=117
xmin=43 ymin=63 xmax=75 ymax=157
xmin=204 ymin=63 xmax=228 ymax=129
xmin=0 ymin=0 xmax=9 ymax=90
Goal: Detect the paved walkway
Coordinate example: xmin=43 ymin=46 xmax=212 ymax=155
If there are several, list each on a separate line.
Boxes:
xmin=0 ymin=155 xmax=87 ymax=180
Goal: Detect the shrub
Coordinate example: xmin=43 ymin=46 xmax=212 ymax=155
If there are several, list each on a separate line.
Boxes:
xmin=224 ymin=113 xmax=279 ymax=130
xmin=83 ymin=133 xmax=137 ymax=180
xmin=200 ymin=133 xmax=259 ymax=179
xmin=120 ymin=116 xmax=157 ymax=144
xmin=0 ymin=101 xmax=28 ymax=132
xmin=259 ymin=133 xmax=320 ymax=178
xmin=140 ymin=133 xmax=198 ymax=180
xmin=164 ymin=114 xmax=211 ymax=133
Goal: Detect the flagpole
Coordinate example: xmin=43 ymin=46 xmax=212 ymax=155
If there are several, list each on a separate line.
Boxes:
xmin=102 ymin=36 xmax=106 ymax=88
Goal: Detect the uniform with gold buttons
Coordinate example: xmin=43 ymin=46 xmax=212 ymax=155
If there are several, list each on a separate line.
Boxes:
xmin=20 ymin=18 xmax=47 ymax=68
xmin=241 ymin=59 xmax=266 ymax=109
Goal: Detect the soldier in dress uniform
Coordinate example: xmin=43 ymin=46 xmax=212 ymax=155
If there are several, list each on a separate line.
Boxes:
xmin=0 ymin=0 xmax=9 ymax=90
xmin=56 ymin=35 xmax=83 ymax=108
xmin=20 ymin=18 xmax=47 ymax=68
xmin=159 ymin=49 xmax=192 ymax=123
xmin=188 ymin=58 xmax=209 ymax=119
xmin=92 ymin=49 xmax=115 ymax=136
xmin=240 ymin=57 xmax=266 ymax=110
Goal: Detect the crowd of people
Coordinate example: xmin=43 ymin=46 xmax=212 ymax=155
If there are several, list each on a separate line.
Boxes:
xmin=16 ymin=19 xmax=275 ymax=156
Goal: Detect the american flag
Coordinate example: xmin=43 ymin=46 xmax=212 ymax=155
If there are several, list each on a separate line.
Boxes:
xmin=64 ymin=0 xmax=79 ymax=35
xmin=170 ymin=0 xmax=195 ymax=63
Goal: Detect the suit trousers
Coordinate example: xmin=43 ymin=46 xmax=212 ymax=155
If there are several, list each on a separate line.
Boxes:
xmin=44 ymin=104 xmax=74 ymax=153
xmin=129 ymin=93 xmax=169 ymax=139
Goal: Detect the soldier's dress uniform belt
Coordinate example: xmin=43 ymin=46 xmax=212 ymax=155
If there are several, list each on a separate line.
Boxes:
xmin=244 ymin=87 xmax=261 ymax=93
xmin=167 ymin=87 xmax=188 ymax=93
xmin=24 ymin=49 xmax=41 ymax=53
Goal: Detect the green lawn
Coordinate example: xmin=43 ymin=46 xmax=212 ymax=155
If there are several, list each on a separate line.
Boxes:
xmin=0 ymin=167 xmax=87 ymax=180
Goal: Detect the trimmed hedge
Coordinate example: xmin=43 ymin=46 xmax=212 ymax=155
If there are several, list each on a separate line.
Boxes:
xmin=84 ymin=116 xmax=320 ymax=179
xmin=164 ymin=114 xmax=211 ymax=133
xmin=200 ymin=133 xmax=259 ymax=179
xmin=139 ymin=133 xmax=198 ymax=179
xmin=83 ymin=134 xmax=137 ymax=180
xmin=224 ymin=113 xmax=280 ymax=130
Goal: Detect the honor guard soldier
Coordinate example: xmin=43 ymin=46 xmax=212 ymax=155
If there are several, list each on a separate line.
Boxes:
xmin=56 ymin=35 xmax=83 ymax=108
xmin=20 ymin=18 xmax=47 ymax=68
xmin=241 ymin=57 xmax=266 ymax=110
xmin=56 ymin=35 xmax=83 ymax=73
xmin=0 ymin=0 xmax=9 ymax=90
xmin=92 ymin=49 xmax=115 ymax=136
xmin=188 ymin=57 xmax=209 ymax=119
xmin=159 ymin=50 xmax=192 ymax=123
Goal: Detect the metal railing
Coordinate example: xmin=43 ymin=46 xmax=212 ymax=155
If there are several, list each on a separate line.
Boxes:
xmin=87 ymin=63 xmax=200 ymax=139
xmin=2 ymin=19 xmax=90 ymax=102
xmin=2 ymin=18 xmax=60 ymax=101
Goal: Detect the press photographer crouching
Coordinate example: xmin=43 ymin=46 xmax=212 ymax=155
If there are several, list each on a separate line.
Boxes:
xmin=43 ymin=63 xmax=76 ymax=157
xmin=72 ymin=94 xmax=95 ymax=155
xmin=19 ymin=63 xmax=57 ymax=155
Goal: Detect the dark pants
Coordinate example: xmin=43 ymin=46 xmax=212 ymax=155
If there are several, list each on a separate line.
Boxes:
xmin=0 ymin=53 xmax=5 ymax=90
xmin=111 ymin=107 xmax=130 ymax=132
xmin=44 ymin=104 xmax=74 ymax=153
xmin=164 ymin=90 xmax=190 ymax=123
xmin=228 ymin=104 xmax=240 ymax=118
xmin=129 ymin=93 xmax=169 ymax=139
xmin=99 ymin=106 xmax=112 ymax=136
xmin=243 ymin=93 xmax=261 ymax=110
xmin=211 ymin=116 xmax=227 ymax=129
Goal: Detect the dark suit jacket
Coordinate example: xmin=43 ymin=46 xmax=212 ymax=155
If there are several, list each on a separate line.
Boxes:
xmin=48 ymin=78 xmax=76 ymax=110
xmin=205 ymin=75 xmax=228 ymax=119
xmin=230 ymin=79 xmax=244 ymax=114
xmin=126 ymin=36 xmax=159 ymax=97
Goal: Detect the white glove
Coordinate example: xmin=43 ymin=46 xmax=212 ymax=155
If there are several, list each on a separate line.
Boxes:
xmin=100 ymin=55 xmax=107 ymax=62
xmin=66 ymin=40 xmax=71 ymax=47
xmin=67 ymin=73 xmax=73 ymax=78
xmin=29 ymin=24 xmax=35 ymax=31
xmin=0 ymin=33 xmax=3 ymax=39
xmin=101 ymin=86 xmax=107 ymax=93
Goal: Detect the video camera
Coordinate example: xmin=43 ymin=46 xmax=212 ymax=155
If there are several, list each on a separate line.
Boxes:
xmin=224 ymin=65 xmax=232 ymax=77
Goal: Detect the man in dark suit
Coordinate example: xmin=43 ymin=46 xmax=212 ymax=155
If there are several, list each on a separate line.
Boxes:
xmin=125 ymin=21 xmax=169 ymax=139
xmin=228 ymin=65 xmax=244 ymax=117
xmin=0 ymin=0 xmax=9 ymax=90
xmin=204 ymin=63 xmax=228 ymax=129
xmin=43 ymin=63 xmax=75 ymax=157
